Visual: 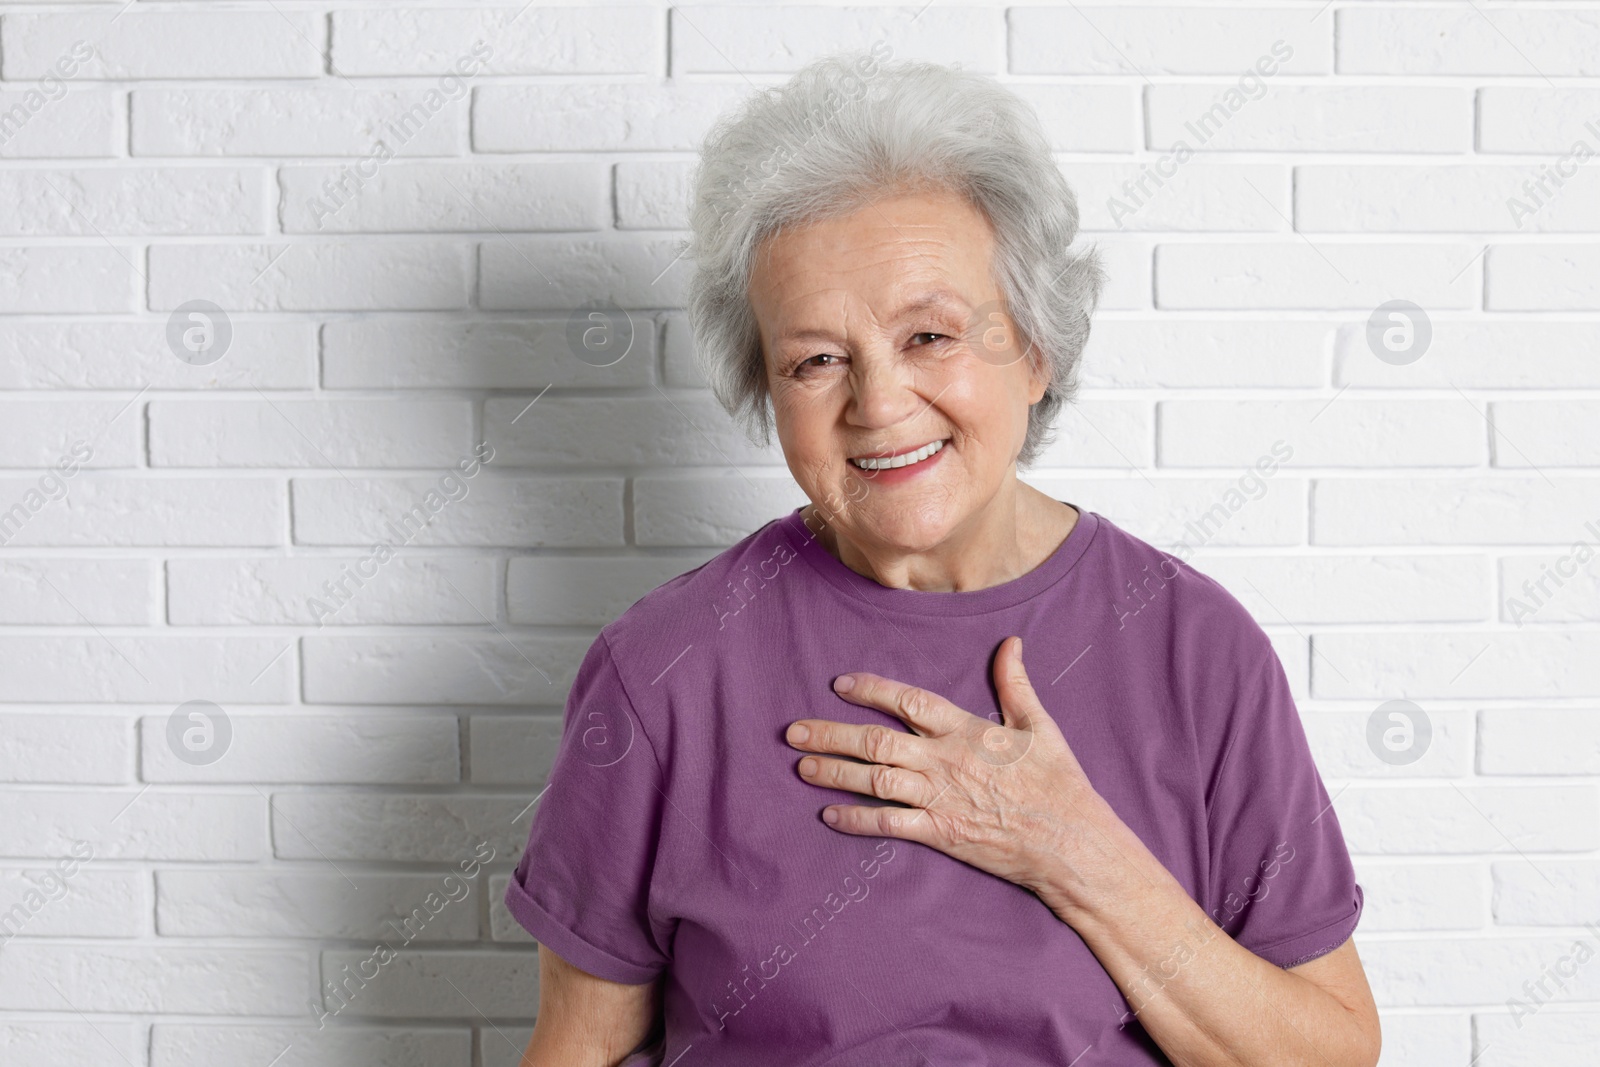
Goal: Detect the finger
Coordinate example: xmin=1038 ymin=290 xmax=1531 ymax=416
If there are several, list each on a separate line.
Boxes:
xmin=819 ymin=800 xmax=940 ymax=846
xmin=995 ymin=636 xmax=1053 ymax=735
xmin=786 ymin=718 xmax=936 ymax=773
xmin=796 ymin=753 xmax=935 ymax=808
xmin=832 ymin=673 xmax=966 ymax=738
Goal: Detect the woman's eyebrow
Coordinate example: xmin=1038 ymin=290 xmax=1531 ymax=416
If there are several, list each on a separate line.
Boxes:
xmin=777 ymin=291 xmax=970 ymax=342
xmin=894 ymin=290 xmax=970 ymax=320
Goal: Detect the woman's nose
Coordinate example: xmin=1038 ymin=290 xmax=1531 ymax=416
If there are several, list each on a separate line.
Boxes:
xmin=847 ymin=348 xmax=926 ymax=431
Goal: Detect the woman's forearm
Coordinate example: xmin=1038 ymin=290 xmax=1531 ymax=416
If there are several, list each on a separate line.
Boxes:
xmin=521 ymin=945 xmax=660 ymax=1067
xmin=1029 ymin=787 xmax=1375 ymax=1067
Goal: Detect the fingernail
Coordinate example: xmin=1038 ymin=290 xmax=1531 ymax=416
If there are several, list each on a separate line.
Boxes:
xmin=787 ymin=723 xmax=809 ymax=743
xmin=822 ymin=807 xmax=840 ymax=825
xmin=799 ymin=757 xmax=817 ymax=776
xmin=833 ymin=674 xmax=855 ymax=693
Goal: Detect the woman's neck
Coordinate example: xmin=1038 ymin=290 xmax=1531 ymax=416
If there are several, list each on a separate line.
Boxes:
xmin=805 ymin=484 xmax=1078 ymax=593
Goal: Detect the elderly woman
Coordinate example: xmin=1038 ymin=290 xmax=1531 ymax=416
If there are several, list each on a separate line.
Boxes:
xmin=506 ymin=52 xmax=1378 ymax=1067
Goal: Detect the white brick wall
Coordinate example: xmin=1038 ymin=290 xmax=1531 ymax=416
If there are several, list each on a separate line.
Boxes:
xmin=0 ymin=4 xmax=1596 ymax=1065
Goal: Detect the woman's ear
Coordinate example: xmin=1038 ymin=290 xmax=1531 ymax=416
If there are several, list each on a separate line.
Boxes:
xmin=1024 ymin=344 xmax=1051 ymax=405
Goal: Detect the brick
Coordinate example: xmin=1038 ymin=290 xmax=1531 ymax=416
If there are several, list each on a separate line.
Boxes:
xmin=1155 ymin=242 xmax=1478 ymax=309
xmin=280 ymin=161 xmax=606 ymax=233
xmin=0 ymin=791 xmax=266 ymax=861
xmin=0 ymin=476 xmax=282 ymax=547
xmin=0 ymin=400 xmax=141 ymax=468
xmin=0 ymin=167 xmax=263 ymax=235
xmin=321 ymin=317 xmax=655 ymax=389
xmin=1070 ymin=162 xmax=1288 ymax=232
xmin=157 ymin=870 xmax=481 ymax=939
xmin=1349 ymin=861 xmax=1486 ymax=930
xmin=0 ymin=864 xmax=143 ymax=937
xmin=1338 ymin=8 xmax=1600 ymax=76
xmin=633 ymin=473 xmax=812 ymax=546
xmin=140 ymin=714 xmax=461 ymax=784
xmin=478 ymin=235 xmax=689 ymax=310
xmin=0 ymin=320 xmax=314 ymax=390
xmin=149 ymin=399 xmax=474 ymax=467
xmin=661 ymin=312 xmax=703 ymax=388
xmin=1479 ymin=88 xmax=1600 ymax=155
xmin=1493 ymin=859 xmax=1600 ymax=925
xmin=1092 ymin=236 xmax=1154 ymax=310
xmin=302 ymin=634 xmax=595 ymax=706
xmin=1334 ymin=321 xmax=1600 ymax=389
xmin=1313 ymin=477 xmax=1600 ymax=545
xmin=152 ymin=1026 xmax=472 ymax=1067
xmin=487 ymin=873 xmax=534 ymax=942
xmin=0 ymin=247 xmax=136 ymax=312
xmin=1500 ymin=554 xmax=1600 ymax=626
xmin=1334 ymin=784 xmax=1598 ymax=854
xmin=1297 ymin=165 xmax=1600 ymax=233
xmin=1031 ymin=400 xmax=1154 ymax=468
xmin=0 ymin=636 xmax=293 ymax=702
xmin=506 ymin=554 xmax=717 ymax=626
xmin=1080 ymin=319 xmax=1330 ymax=388
xmin=671 ymin=7 xmax=1001 ymax=73
xmin=1300 ymin=707 xmax=1471 ymax=778
xmin=485 ymin=394 xmax=781 ymax=467
xmin=1158 ymin=399 xmax=1486 ymax=467
xmin=3 ymin=12 xmax=322 ymax=79
xmin=149 ymin=242 xmax=472 ymax=312
xmin=1475 ymin=1012 xmax=1600 ymax=1067
xmin=0 ymin=943 xmax=309 ymax=1013
xmin=1053 ymin=476 xmax=1309 ymax=549
xmin=1481 ymin=709 xmax=1600 ymax=775
xmin=318 ymin=949 xmax=536 ymax=1019
xmin=0 ymin=1022 xmax=139 ymax=1066
xmin=482 ymin=1027 xmax=537 ymax=1067
xmin=1012 ymin=7 xmax=1330 ymax=75
xmin=616 ymin=161 xmax=693 ymax=230
xmin=1487 ymin=246 xmax=1600 ymax=311
xmin=1366 ymin=1015 xmax=1469 ymax=1065
xmin=272 ymin=794 xmax=532 ymax=862
xmin=1146 ymin=86 xmax=1470 ymax=153
xmin=331 ymin=6 xmax=657 ymax=75
xmin=168 ymin=557 xmax=495 ymax=626
xmin=292 ymin=476 xmax=623 ymax=548
xmin=1189 ymin=553 xmax=1489 ymax=624
xmin=1312 ymin=631 xmax=1600 ymax=699
xmin=134 ymin=89 xmax=466 ymax=157
xmin=1362 ymin=937 xmax=1600 ymax=1006
xmin=1009 ymin=84 xmax=1138 ymax=153
xmin=0 ymin=713 xmax=131 ymax=782
xmin=1493 ymin=401 xmax=1600 ymax=467
xmin=0 ymin=90 xmax=117 ymax=159
xmin=467 ymin=714 xmax=562 ymax=785
xmin=473 ymin=83 xmax=747 ymax=152
xmin=0 ymin=559 xmax=152 ymax=626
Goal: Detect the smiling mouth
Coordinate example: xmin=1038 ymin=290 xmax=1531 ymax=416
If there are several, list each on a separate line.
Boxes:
xmin=848 ymin=438 xmax=948 ymax=471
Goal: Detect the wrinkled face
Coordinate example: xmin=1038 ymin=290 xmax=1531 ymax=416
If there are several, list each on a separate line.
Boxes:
xmin=748 ymin=185 xmax=1048 ymax=554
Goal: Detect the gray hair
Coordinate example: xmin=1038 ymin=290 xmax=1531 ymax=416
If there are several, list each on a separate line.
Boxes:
xmin=683 ymin=49 xmax=1104 ymax=469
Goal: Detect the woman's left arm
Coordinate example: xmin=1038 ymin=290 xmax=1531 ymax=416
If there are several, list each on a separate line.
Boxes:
xmin=786 ymin=635 xmax=1380 ymax=1067
xmin=1029 ymin=771 xmax=1380 ymax=1067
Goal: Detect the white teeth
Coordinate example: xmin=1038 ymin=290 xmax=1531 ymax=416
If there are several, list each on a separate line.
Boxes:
xmin=850 ymin=439 xmax=946 ymax=471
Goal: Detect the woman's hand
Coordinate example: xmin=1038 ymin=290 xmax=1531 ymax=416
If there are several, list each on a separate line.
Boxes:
xmin=785 ymin=634 xmax=1125 ymax=914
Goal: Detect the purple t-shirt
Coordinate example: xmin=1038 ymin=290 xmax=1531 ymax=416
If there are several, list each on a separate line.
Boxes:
xmin=505 ymin=503 xmax=1363 ymax=1065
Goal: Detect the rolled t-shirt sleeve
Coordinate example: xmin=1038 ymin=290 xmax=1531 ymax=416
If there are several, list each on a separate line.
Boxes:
xmin=1204 ymin=648 xmax=1364 ymax=970
xmin=503 ymin=634 xmax=670 ymax=985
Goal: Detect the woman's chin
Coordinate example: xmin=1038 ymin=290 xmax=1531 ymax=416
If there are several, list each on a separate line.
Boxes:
xmin=842 ymin=499 xmax=967 ymax=556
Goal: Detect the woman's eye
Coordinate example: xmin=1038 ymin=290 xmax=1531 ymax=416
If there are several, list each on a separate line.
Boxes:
xmin=911 ymin=332 xmax=947 ymax=346
xmin=797 ymin=353 xmax=841 ymax=372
